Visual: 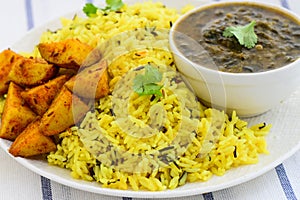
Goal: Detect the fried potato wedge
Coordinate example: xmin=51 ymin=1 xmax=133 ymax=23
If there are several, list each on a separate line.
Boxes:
xmin=21 ymin=75 xmax=70 ymax=116
xmin=8 ymin=57 xmax=58 ymax=87
xmin=38 ymin=39 xmax=101 ymax=69
xmin=39 ymin=87 xmax=90 ymax=136
xmin=0 ymin=49 xmax=23 ymax=95
xmin=0 ymin=82 xmax=37 ymax=140
xmin=9 ymin=118 xmax=56 ymax=157
xmin=57 ymin=68 xmax=78 ymax=77
xmin=64 ymin=60 xmax=109 ymax=99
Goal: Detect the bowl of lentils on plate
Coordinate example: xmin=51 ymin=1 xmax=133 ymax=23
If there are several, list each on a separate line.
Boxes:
xmin=169 ymin=1 xmax=300 ymax=117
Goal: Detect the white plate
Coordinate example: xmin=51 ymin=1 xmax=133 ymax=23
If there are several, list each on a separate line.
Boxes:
xmin=1 ymin=0 xmax=300 ymax=198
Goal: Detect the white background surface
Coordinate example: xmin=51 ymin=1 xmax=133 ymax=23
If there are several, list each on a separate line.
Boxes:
xmin=0 ymin=0 xmax=299 ymax=199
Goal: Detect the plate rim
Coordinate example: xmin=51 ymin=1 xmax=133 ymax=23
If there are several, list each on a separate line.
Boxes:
xmin=1 ymin=137 xmax=300 ymax=198
xmin=1 ymin=0 xmax=300 ymax=198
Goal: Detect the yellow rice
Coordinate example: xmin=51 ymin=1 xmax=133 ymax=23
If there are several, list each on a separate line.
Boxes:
xmin=45 ymin=1 xmax=271 ymax=191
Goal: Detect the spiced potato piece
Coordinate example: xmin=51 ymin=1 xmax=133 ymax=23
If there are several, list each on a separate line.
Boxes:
xmin=21 ymin=75 xmax=69 ymax=116
xmin=0 ymin=49 xmax=23 ymax=95
xmin=0 ymin=82 xmax=37 ymax=140
xmin=38 ymin=39 xmax=101 ymax=70
xmin=64 ymin=60 xmax=109 ymax=99
xmin=39 ymin=87 xmax=90 ymax=136
xmin=8 ymin=57 xmax=58 ymax=87
xmin=9 ymin=118 xmax=56 ymax=157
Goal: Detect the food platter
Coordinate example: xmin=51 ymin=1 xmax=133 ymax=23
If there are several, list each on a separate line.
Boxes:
xmin=1 ymin=0 xmax=300 ymax=198
xmin=1 ymin=91 xmax=300 ymax=198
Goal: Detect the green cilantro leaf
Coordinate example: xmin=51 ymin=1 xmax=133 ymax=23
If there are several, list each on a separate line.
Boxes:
xmin=223 ymin=21 xmax=258 ymax=49
xmin=133 ymin=65 xmax=163 ymax=97
xmin=104 ymin=0 xmax=124 ymax=11
xmin=83 ymin=0 xmax=124 ymax=17
xmin=83 ymin=3 xmax=98 ymax=17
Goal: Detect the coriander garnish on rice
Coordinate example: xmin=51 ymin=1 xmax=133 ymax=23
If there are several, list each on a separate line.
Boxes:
xmin=133 ymin=64 xmax=163 ymax=98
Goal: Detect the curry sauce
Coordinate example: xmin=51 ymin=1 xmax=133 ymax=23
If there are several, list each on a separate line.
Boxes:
xmin=174 ymin=2 xmax=300 ymax=73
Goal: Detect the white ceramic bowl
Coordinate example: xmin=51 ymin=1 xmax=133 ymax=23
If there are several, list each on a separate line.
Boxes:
xmin=169 ymin=1 xmax=300 ymax=117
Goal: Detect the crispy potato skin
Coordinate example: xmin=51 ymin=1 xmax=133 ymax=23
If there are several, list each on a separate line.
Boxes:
xmin=65 ymin=60 xmax=110 ymax=99
xmin=39 ymin=86 xmax=90 ymax=136
xmin=0 ymin=82 xmax=37 ymax=140
xmin=9 ymin=118 xmax=56 ymax=157
xmin=0 ymin=49 xmax=23 ymax=95
xmin=21 ymin=75 xmax=70 ymax=116
xmin=8 ymin=57 xmax=58 ymax=87
xmin=38 ymin=39 xmax=101 ymax=69
xmin=0 ymin=40 xmax=109 ymax=157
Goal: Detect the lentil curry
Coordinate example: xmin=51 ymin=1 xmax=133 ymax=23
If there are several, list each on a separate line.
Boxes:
xmin=173 ymin=2 xmax=300 ymax=73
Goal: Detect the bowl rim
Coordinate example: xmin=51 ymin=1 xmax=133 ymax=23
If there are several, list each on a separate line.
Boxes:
xmin=169 ymin=0 xmax=300 ymax=79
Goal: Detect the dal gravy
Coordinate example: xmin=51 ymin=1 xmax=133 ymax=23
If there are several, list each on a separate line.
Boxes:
xmin=173 ymin=2 xmax=300 ymax=73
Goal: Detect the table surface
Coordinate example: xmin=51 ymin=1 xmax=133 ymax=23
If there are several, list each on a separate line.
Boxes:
xmin=0 ymin=0 xmax=299 ymax=200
